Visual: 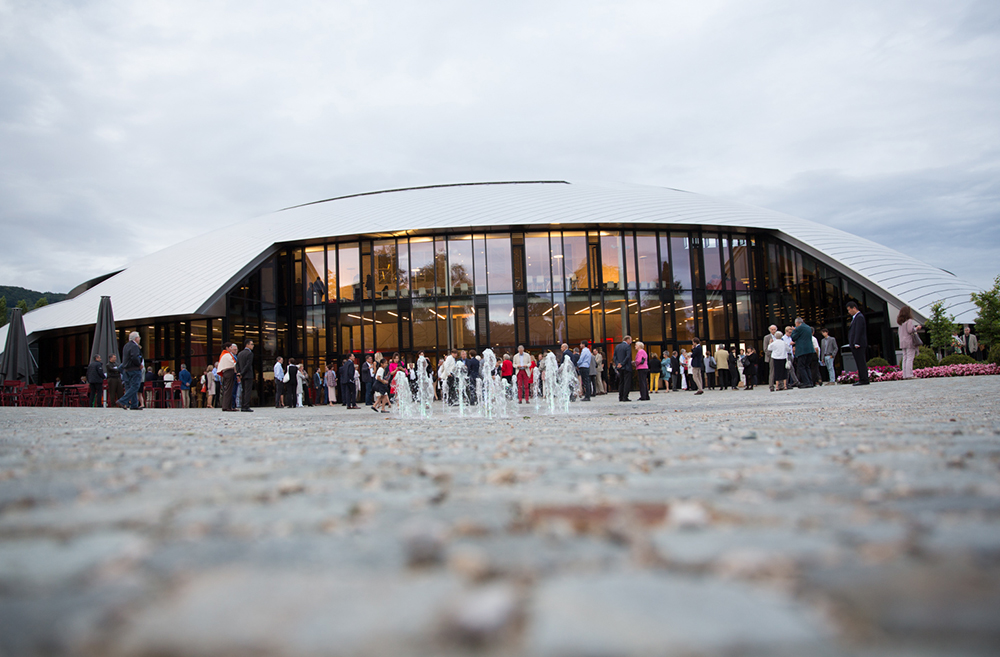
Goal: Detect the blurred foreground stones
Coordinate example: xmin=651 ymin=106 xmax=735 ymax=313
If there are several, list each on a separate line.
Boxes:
xmin=0 ymin=376 xmax=998 ymax=656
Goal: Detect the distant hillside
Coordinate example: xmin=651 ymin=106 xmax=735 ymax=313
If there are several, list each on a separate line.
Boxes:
xmin=0 ymin=285 xmax=69 ymax=311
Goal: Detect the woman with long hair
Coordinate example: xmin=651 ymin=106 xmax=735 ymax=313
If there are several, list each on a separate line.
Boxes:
xmin=896 ymin=306 xmax=923 ymax=379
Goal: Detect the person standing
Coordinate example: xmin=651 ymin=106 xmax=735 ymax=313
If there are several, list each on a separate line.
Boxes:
xmin=361 ymin=354 xmax=375 ymax=405
xmin=767 ymin=332 xmax=789 ymax=391
xmin=285 ymin=358 xmax=298 ymax=407
xmin=847 ymin=301 xmax=869 ymax=386
xmin=634 ymin=341 xmax=650 ymax=400
xmin=117 ymin=332 xmax=144 ymax=410
xmin=689 ymin=338 xmax=705 ymax=395
xmin=513 ymin=345 xmax=532 ymax=402
xmin=340 ymin=355 xmax=359 ymax=409
xmin=897 ymin=306 xmax=923 ymax=379
xmin=820 ymin=329 xmax=838 ymax=385
xmin=465 ymin=350 xmax=480 ymax=405
xmin=743 ymin=347 xmax=759 ymax=390
xmin=105 ymin=354 xmax=122 ymax=408
xmin=762 ymin=325 xmax=778 ymax=391
xmin=314 ymin=367 xmax=325 ymax=405
xmin=178 ymin=363 xmax=192 ymax=408
xmin=613 ymin=335 xmax=633 ymax=402
xmin=704 ymin=351 xmax=715 ymax=390
xmin=961 ymin=326 xmax=978 ymax=359
xmin=782 ymin=327 xmax=800 ymax=388
xmin=86 ymin=354 xmax=105 ymax=407
xmin=325 ymin=361 xmax=338 ymax=405
xmin=791 ymin=318 xmax=815 ymax=388
xmin=714 ymin=344 xmax=730 ymax=390
xmin=273 ymin=357 xmax=285 ymax=408
xmin=236 ymin=340 xmax=254 ymax=412
xmin=648 ymin=350 xmax=662 ymax=393
xmin=669 ymin=350 xmax=680 ymax=391
xmin=577 ymin=342 xmax=593 ymax=401
xmin=593 ymin=348 xmax=606 ymax=395
xmin=218 ymin=344 xmax=238 ymax=411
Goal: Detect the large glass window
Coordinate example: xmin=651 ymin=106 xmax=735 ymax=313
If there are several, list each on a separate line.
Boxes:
xmin=338 ymin=243 xmax=360 ymax=302
xmin=670 ymin=234 xmax=692 ymax=291
xmin=706 ymin=292 xmax=726 ymax=341
xmin=485 ymin=234 xmax=513 ymax=293
xmin=448 ymin=302 xmax=476 ymax=350
xmin=552 ymin=294 xmax=567 ymax=344
xmin=190 ymin=320 xmax=208 ymax=371
xmin=525 ymin=233 xmax=551 ymax=293
xmin=639 ymin=292 xmax=663 ymax=342
xmin=563 ymin=232 xmax=589 ymax=291
xmin=373 ymin=240 xmax=397 ymax=300
xmin=488 ymin=295 xmax=515 ymax=349
xmin=675 ymin=293 xmax=696 ymax=342
xmin=551 ymin=234 xmax=565 ymax=292
xmin=603 ymin=293 xmax=627 ymax=342
xmin=339 ymin=305 xmax=362 ymax=354
xmin=304 ymin=247 xmax=326 ymax=305
xmin=566 ymin=293 xmax=594 ymax=344
xmin=374 ymin=305 xmax=398 ymax=352
xmin=448 ymin=235 xmax=474 ymax=295
xmin=736 ymin=293 xmax=753 ymax=340
xmin=600 ymin=232 xmax=623 ymax=291
xmin=727 ymin=237 xmax=750 ymax=291
xmin=397 ymin=239 xmax=410 ymax=297
xmin=325 ymin=246 xmax=337 ymax=301
xmin=473 ymin=234 xmax=487 ymax=295
xmin=703 ymin=234 xmax=723 ymax=291
xmin=624 ymin=233 xmax=637 ymax=290
xmin=435 ymin=239 xmax=448 ymax=296
xmin=635 ymin=232 xmax=658 ymax=290
xmin=411 ymin=301 xmax=438 ymax=350
xmin=305 ymin=306 xmax=325 ymax=359
xmin=527 ymin=294 xmax=554 ymax=346
xmin=410 ymin=238 xmax=434 ymax=297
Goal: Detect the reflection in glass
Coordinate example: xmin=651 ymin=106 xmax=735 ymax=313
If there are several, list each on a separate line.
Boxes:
xmin=635 ymin=232 xmax=657 ymax=290
xmin=566 ymin=293 xmax=594 ymax=344
xmin=339 ymin=305 xmax=362 ymax=354
xmin=306 ymin=306 xmax=324 ymax=359
xmin=304 ymin=247 xmax=325 ymax=305
xmin=375 ymin=306 xmax=398 ymax=352
xmin=338 ymin=244 xmax=360 ymax=302
xmin=410 ymin=238 xmax=434 ymax=297
xmin=603 ymin=292 xmax=626 ymax=343
xmin=411 ymin=301 xmax=438 ymax=350
xmin=736 ymin=294 xmax=753 ymax=340
xmin=551 ymin=234 xmax=565 ymax=292
xmin=325 ymin=246 xmax=337 ymax=301
xmin=525 ymin=234 xmax=551 ymax=293
xmin=706 ymin=292 xmax=726 ymax=341
xmin=600 ymin=233 xmax=623 ymax=290
xmin=563 ymin=232 xmax=589 ymax=291
xmin=527 ymin=294 xmax=554 ymax=346
xmin=676 ymin=293 xmax=696 ymax=342
xmin=373 ymin=240 xmax=397 ymax=300
xmin=448 ymin=302 xmax=476 ymax=350
xmin=474 ymin=234 xmax=487 ymax=294
xmin=448 ymin=236 xmax=474 ymax=295
xmin=552 ymin=294 xmax=567 ymax=344
xmin=727 ymin=237 xmax=750 ymax=291
xmin=639 ymin=292 xmax=663 ymax=342
xmin=397 ymin=239 xmax=410 ymax=296
xmin=624 ymin=232 xmax=637 ymax=290
xmin=435 ymin=239 xmax=448 ymax=296
xmin=703 ymin=234 xmax=723 ymax=291
xmin=670 ymin=234 xmax=692 ymax=291
xmin=488 ymin=295 xmax=515 ymax=349
xmin=485 ymin=234 xmax=513 ymax=293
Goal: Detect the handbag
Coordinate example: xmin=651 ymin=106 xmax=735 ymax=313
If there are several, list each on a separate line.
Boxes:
xmin=282 ymin=371 xmax=290 ymax=383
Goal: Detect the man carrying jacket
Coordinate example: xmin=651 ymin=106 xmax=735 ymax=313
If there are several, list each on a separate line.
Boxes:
xmin=236 ymin=340 xmax=254 ymax=412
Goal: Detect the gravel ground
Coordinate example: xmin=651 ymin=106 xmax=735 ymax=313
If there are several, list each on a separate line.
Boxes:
xmin=0 ymin=376 xmax=998 ymax=656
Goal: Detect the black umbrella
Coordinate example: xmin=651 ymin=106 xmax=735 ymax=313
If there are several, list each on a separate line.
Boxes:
xmin=90 ymin=296 xmax=119 ymax=366
xmin=0 ymin=308 xmax=37 ymax=383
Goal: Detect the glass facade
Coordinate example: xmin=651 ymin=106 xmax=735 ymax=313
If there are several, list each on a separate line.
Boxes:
xmin=34 ymin=227 xmax=898 ymax=404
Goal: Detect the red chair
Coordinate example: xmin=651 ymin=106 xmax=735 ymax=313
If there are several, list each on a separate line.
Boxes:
xmin=38 ymin=383 xmax=56 ymax=407
xmin=16 ymin=385 xmax=38 ymax=407
xmin=1 ymin=381 xmax=25 ymax=406
xmin=161 ymin=382 xmax=175 ymax=408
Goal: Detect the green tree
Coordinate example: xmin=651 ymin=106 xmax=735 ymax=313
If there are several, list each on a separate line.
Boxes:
xmin=0 ymin=296 xmax=6 ymax=327
xmin=923 ymin=300 xmax=959 ymax=358
xmin=16 ymin=299 xmax=29 ymax=314
xmin=971 ymin=274 xmax=1000 ymax=348
xmin=33 ymin=296 xmax=48 ymax=310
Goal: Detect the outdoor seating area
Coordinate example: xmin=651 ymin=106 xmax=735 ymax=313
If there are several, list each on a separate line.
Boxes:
xmin=1 ymin=380 xmax=90 ymax=407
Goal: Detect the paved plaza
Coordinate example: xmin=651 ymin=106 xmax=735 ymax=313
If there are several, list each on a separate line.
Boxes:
xmin=1 ymin=376 xmax=998 ymax=656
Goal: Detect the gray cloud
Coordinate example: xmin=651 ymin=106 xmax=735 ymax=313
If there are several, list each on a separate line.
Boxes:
xmin=0 ymin=0 xmax=998 ymax=291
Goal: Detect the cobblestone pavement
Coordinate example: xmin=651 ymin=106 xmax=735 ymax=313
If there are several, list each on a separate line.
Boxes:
xmin=1 ymin=376 xmax=999 ymax=656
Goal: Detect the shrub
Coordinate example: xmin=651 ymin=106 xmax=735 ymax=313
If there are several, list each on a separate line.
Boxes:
xmin=939 ymin=354 xmax=975 ymax=366
xmin=990 ymin=343 xmax=1000 ymax=367
xmin=867 ymin=357 xmax=889 ymax=367
xmin=913 ymin=355 xmax=937 ymax=370
xmin=918 ymin=346 xmax=936 ymax=361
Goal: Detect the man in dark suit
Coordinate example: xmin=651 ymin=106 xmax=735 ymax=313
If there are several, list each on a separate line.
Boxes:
xmin=86 ymin=354 xmax=105 ymax=407
xmin=340 ymin=355 xmax=359 ymax=409
xmin=847 ymin=301 xmax=869 ymax=386
xmin=361 ymin=354 xmax=375 ymax=406
xmin=236 ymin=339 xmax=255 ymax=411
xmin=465 ymin=350 xmax=480 ymax=405
xmin=613 ymin=335 xmax=633 ymax=402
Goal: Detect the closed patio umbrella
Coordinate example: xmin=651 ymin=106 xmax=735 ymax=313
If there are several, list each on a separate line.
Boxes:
xmin=90 ymin=296 xmax=119 ymax=365
xmin=0 ymin=308 xmax=37 ymax=383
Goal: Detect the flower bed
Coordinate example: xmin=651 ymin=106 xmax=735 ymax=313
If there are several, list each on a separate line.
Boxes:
xmin=837 ymin=362 xmax=1000 ymax=384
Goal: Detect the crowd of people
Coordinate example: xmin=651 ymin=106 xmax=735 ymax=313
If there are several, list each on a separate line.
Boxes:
xmin=81 ymin=302 xmax=975 ymax=410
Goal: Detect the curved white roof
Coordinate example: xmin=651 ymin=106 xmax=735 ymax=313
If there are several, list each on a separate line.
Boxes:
xmin=3 ymin=180 xmax=983 ymax=346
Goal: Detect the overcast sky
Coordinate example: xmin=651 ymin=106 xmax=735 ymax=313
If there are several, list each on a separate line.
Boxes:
xmin=1 ymin=0 xmax=997 ymax=293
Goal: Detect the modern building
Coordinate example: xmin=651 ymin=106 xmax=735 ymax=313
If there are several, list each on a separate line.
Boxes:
xmin=2 ymin=180 xmax=982 ymax=402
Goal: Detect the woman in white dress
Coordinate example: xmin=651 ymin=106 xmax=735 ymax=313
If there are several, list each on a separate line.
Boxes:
xmin=679 ymin=349 xmax=689 ymax=390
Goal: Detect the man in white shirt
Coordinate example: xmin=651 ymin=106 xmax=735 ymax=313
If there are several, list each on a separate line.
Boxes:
xmin=762 ymin=325 xmax=779 ymax=391
xmin=273 ymin=357 xmax=285 ymax=408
